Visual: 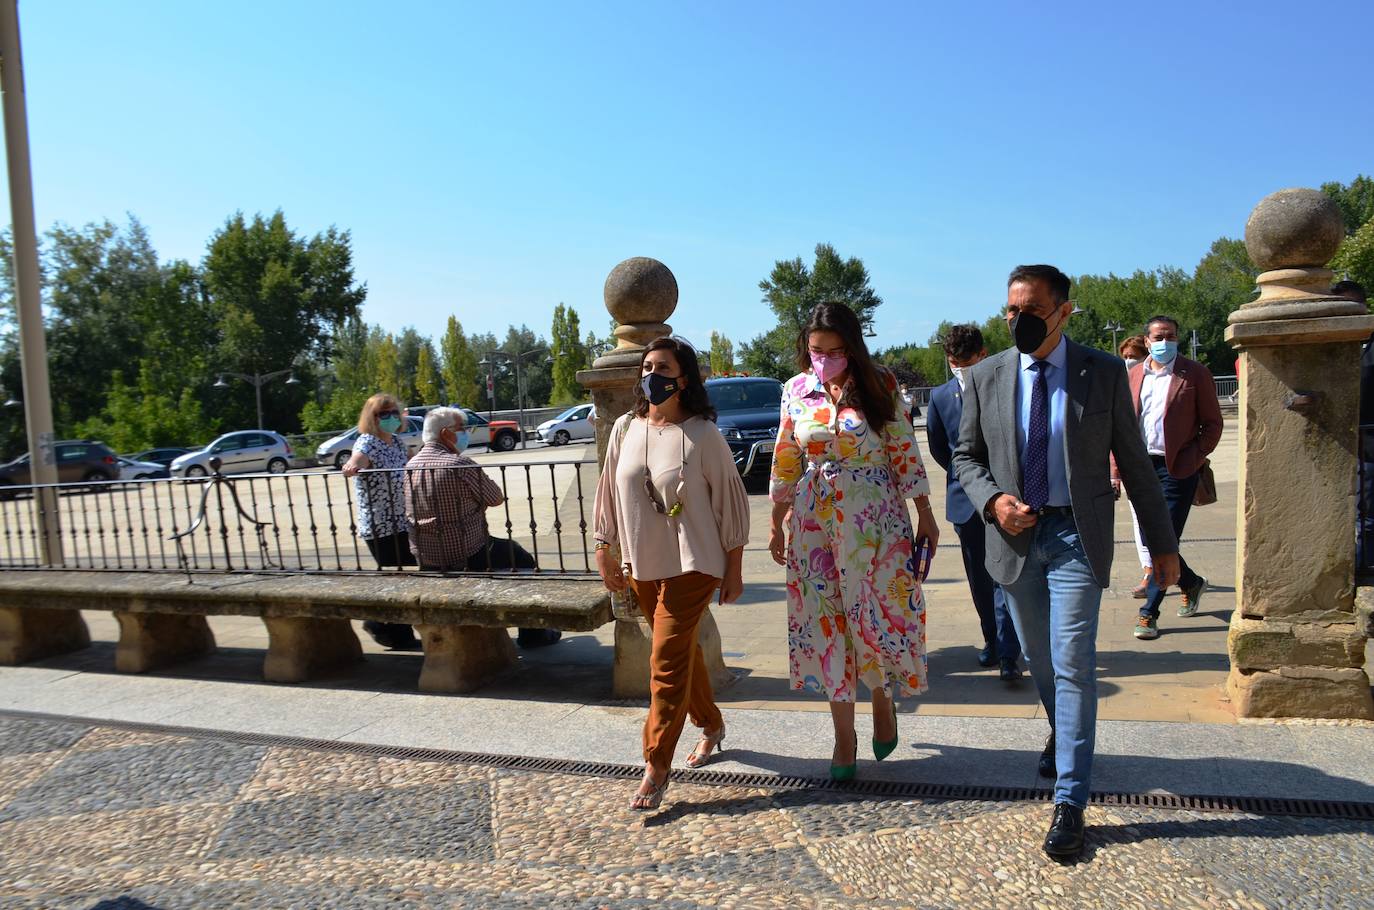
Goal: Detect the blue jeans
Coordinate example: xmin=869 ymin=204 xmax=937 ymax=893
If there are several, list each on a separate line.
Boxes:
xmin=1139 ymin=457 xmax=1203 ymax=620
xmin=955 ymin=517 xmax=1021 ymax=663
xmin=1001 ymin=513 xmax=1103 ymax=808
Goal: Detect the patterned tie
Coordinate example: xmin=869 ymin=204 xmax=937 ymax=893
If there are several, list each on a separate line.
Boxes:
xmin=1022 ymin=360 xmax=1050 ymax=511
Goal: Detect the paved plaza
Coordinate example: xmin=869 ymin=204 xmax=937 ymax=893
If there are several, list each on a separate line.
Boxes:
xmin=3 ymin=417 xmax=1374 ymax=908
xmin=2 ymin=714 xmax=1372 ymax=910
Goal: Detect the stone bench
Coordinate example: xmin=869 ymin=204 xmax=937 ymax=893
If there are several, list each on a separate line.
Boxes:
xmin=0 ymin=570 xmax=732 ymax=697
xmin=0 ymin=570 xmax=615 ymax=693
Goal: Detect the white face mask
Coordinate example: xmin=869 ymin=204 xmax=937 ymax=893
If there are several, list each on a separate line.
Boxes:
xmin=1124 ymin=357 xmax=1142 ymax=369
xmin=952 ymin=366 xmax=967 ymax=390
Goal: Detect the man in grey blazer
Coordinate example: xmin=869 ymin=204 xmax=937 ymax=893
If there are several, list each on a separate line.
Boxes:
xmin=953 ymin=264 xmax=1179 ymax=859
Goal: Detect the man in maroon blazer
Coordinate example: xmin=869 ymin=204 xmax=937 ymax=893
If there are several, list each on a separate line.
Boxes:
xmin=1111 ymin=315 xmax=1224 ymax=639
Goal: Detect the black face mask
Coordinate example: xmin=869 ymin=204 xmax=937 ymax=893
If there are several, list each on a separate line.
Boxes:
xmin=641 ymin=372 xmax=680 ymax=406
xmin=1010 ymin=306 xmax=1064 ymax=355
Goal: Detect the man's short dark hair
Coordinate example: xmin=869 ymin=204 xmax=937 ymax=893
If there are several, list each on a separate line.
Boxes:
xmin=1145 ymin=314 xmax=1180 ymax=334
xmin=1007 ymin=264 xmax=1071 ymax=304
xmin=1333 ymin=280 xmax=1367 ymax=304
xmin=943 ymin=324 xmax=985 ymax=361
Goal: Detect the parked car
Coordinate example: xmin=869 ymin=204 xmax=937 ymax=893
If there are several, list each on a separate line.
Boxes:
xmin=536 ymin=403 xmax=596 ymax=446
xmin=315 ymin=417 xmax=424 ymax=469
xmin=458 ymin=409 xmax=522 ymax=452
xmin=706 ymin=377 xmax=784 ymax=476
xmin=171 ymin=431 xmax=295 ymax=477
xmin=117 ymin=456 xmax=169 ymax=480
xmin=0 ymin=440 xmax=121 ymax=488
xmin=128 ymin=447 xmax=192 ymax=468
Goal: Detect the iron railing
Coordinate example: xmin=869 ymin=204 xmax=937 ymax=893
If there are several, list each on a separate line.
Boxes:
xmin=0 ymin=456 xmax=598 ymax=577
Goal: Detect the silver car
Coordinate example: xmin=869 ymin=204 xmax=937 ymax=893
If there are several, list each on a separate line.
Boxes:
xmin=315 ymin=417 xmax=424 ymax=469
xmin=536 ymin=403 xmax=596 ymax=446
xmin=171 ymin=431 xmax=295 ymax=477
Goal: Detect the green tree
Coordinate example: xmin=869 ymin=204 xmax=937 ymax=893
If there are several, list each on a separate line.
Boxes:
xmin=394 ymin=327 xmax=424 ymax=404
xmin=75 ymin=364 xmax=220 ymax=452
xmin=440 ymin=316 xmax=480 ymax=406
xmin=549 ymin=303 xmax=588 ymax=404
xmin=742 ymin=243 xmax=882 ymax=379
xmin=1331 ymin=218 xmax=1374 ymax=298
xmin=415 ymin=341 xmax=442 ymax=405
xmin=202 ymin=210 xmax=365 ymax=432
xmin=500 ymin=325 xmax=551 ymax=408
xmin=708 ymin=331 xmax=735 ymax=376
xmin=1323 ymin=175 xmax=1374 ymax=235
xmin=371 ymin=331 xmax=404 ymax=397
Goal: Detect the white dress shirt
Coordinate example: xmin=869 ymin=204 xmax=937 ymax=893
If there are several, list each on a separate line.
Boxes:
xmin=1138 ymin=359 xmax=1174 ymax=456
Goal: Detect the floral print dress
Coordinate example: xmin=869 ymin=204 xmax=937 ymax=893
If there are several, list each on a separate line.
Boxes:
xmin=770 ymin=369 xmax=931 ymax=701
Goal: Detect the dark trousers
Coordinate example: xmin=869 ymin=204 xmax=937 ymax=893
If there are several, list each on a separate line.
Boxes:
xmin=1140 ymin=456 xmax=1203 ymax=619
xmin=955 ymin=516 xmax=1020 ymax=662
xmin=364 ymin=532 xmax=419 ymax=644
xmin=1359 ymin=461 xmax=1374 ymax=570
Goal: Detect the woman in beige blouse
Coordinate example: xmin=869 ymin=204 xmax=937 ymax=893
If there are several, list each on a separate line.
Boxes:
xmin=593 ymin=336 xmax=750 ymax=811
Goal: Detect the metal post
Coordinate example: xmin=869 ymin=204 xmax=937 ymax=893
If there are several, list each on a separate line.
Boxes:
xmin=254 ymin=374 xmax=264 ymax=430
xmin=0 ymin=0 xmax=61 ymax=565
xmin=516 ymin=357 xmax=527 ymax=450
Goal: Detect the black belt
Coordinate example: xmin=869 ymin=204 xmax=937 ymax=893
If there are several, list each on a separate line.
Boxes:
xmin=1036 ymin=505 xmax=1074 ymax=517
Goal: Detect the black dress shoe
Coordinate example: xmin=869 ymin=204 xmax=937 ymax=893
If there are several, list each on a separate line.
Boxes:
xmin=977 ymin=644 xmax=997 ymax=668
xmin=1043 ymin=803 xmax=1085 ymax=858
xmin=1038 ymin=733 xmax=1056 ymax=778
xmin=999 ymin=658 xmax=1022 ymax=681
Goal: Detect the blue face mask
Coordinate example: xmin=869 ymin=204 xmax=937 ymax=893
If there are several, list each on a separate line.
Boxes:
xmin=379 ymin=415 xmax=403 ymax=433
xmin=453 ymin=430 xmax=470 ymax=453
xmin=1149 ymin=340 xmax=1178 ymax=364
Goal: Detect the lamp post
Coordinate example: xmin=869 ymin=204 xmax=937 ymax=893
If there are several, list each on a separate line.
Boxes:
xmin=480 ymin=348 xmax=546 ymax=449
xmin=1104 ymin=320 xmax=1124 ymax=351
xmin=214 ymin=368 xmax=300 ymax=430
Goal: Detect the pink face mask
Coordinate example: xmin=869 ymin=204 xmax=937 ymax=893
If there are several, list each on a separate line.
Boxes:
xmin=811 ymin=353 xmax=848 ymax=384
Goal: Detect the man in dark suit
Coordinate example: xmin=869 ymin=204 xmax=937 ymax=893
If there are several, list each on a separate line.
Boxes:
xmin=926 ymin=324 xmax=1022 ymax=680
xmin=1112 ymin=315 xmax=1224 ymax=640
xmin=953 ymin=264 xmax=1179 ymax=859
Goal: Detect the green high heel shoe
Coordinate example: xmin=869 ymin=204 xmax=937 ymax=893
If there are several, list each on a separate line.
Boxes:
xmin=830 ymin=732 xmax=858 ymax=782
xmin=873 ymin=699 xmax=899 ymax=761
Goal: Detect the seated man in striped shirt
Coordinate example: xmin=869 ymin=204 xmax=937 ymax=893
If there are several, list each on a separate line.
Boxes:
xmin=404 ymin=407 xmax=559 ymax=647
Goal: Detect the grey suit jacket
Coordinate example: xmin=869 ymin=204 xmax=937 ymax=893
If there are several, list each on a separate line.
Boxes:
xmin=951 ymin=339 xmax=1177 ymax=588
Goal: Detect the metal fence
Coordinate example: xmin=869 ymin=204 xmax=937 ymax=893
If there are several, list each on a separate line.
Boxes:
xmin=0 ymin=457 xmax=598 ymax=577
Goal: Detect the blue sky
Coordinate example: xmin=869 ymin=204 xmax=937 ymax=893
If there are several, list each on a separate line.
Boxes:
xmin=6 ymin=0 xmax=1372 ymax=352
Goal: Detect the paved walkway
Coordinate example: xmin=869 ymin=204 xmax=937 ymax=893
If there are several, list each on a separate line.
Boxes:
xmin=2 ymin=713 xmax=1371 ymax=910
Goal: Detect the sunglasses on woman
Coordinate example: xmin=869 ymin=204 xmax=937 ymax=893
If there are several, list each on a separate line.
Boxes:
xmin=377 ymin=409 xmax=401 ymax=419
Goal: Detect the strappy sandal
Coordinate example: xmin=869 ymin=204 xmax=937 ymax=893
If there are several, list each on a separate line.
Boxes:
xmin=685 ymin=727 xmax=726 ymax=769
xmin=629 ymin=769 xmax=670 ymax=811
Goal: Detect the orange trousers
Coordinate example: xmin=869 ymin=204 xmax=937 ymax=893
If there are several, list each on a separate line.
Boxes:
xmin=629 ymin=572 xmax=725 ymax=768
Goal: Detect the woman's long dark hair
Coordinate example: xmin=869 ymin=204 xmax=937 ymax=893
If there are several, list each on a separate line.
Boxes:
xmin=796 ymin=301 xmax=895 ymax=431
xmin=632 ymin=336 xmax=717 ymax=421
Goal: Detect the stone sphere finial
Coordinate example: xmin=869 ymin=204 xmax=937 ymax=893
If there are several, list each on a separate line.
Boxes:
xmin=1230 ymin=188 xmax=1364 ymax=325
xmin=597 ymin=257 xmax=678 ymax=367
xmin=1244 ymin=188 xmax=1345 ymax=272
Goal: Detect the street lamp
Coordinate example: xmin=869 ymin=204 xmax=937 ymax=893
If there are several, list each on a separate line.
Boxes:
xmin=480 ymin=348 xmax=546 ymax=449
xmin=213 ymin=368 xmax=300 ymax=430
xmin=1104 ymin=320 xmax=1124 ymax=351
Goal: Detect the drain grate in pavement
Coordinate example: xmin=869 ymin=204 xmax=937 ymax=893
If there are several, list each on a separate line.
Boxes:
xmin=3 ymin=708 xmax=1370 ymax=822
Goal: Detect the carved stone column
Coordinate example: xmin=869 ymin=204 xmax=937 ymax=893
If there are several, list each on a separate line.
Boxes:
xmin=576 ymin=257 xmax=733 ymax=698
xmin=1225 ymin=188 xmax=1374 ymax=718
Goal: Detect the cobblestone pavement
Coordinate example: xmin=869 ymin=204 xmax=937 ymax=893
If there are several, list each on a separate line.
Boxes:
xmin=2 ymin=716 xmax=1371 ymax=910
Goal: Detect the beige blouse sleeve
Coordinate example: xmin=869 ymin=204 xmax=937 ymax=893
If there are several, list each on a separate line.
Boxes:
xmin=702 ymin=422 xmax=751 ymax=552
xmin=592 ymin=414 xmax=629 ymax=547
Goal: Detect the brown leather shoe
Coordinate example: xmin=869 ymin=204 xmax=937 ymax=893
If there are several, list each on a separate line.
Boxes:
xmin=1131 ymin=571 xmax=1152 ymax=599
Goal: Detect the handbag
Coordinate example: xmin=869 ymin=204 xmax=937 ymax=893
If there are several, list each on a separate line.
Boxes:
xmin=1193 ymin=458 xmax=1217 ymax=507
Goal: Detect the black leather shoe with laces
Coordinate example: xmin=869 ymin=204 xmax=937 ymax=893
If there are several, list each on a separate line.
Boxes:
xmin=1038 ymin=733 xmax=1056 ymax=778
xmin=1043 ymin=803 xmax=1085 ymax=858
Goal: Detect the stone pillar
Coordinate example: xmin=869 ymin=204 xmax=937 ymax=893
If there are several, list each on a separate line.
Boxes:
xmin=575 ymin=257 xmax=733 ymax=698
xmin=0 ymin=607 xmax=90 ymax=664
xmin=262 ymin=616 xmax=364 ymax=683
xmin=1225 ymin=188 xmax=1374 ymax=719
xmin=113 ymin=611 xmax=216 ymax=673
